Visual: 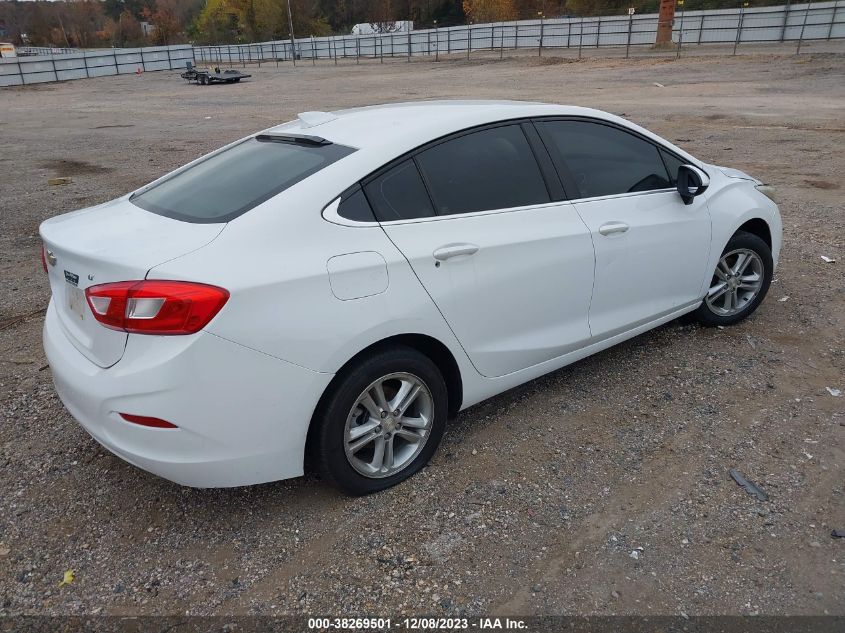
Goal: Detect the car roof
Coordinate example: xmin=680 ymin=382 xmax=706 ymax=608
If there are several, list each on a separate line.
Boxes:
xmin=264 ymin=100 xmax=618 ymax=156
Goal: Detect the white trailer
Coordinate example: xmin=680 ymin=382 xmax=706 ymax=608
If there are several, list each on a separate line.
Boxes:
xmin=351 ymin=21 xmax=413 ymax=35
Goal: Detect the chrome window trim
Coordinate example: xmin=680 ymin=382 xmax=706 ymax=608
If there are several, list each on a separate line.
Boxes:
xmin=569 ymin=187 xmax=678 ymax=204
xmin=372 ymin=199 xmax=577 ymax=227
xmin=322 ymin=188 xmax=682 ymax=228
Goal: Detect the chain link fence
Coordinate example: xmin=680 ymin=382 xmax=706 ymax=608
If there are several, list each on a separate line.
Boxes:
xmin=2 ymin=1 xmax=842 ymax=87
xmin=0 ymin=45 xmax=194 ymax=87
xmin=193 ymin=1 xmax=843 ymax=66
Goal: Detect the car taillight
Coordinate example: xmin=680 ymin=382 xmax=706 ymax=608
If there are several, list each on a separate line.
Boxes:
xmin=85 ymin=280 xmax=229 ymax=335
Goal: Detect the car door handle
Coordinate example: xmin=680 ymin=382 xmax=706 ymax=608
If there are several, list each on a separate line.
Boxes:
xmin=598 ymin=222 xmax=630 ymax=236
xmin=432 ymin=243 xmax=480 ymax=261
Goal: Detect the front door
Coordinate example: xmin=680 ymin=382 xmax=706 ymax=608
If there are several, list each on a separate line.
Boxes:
xmin=535 ymin=118 xmax=712 ymax=340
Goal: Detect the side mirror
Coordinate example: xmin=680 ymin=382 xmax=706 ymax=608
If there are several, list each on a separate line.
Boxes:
xmin=676 ymin=165 xmax=710 ymax=205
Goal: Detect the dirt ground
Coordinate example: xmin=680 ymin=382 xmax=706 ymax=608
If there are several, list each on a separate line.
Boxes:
xmin=1 ymin=44 xmax=844 ymax=618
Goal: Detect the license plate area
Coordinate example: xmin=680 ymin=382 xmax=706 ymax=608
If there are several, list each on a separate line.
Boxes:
xmin=66 ymin=283 xmax=87 ymax=321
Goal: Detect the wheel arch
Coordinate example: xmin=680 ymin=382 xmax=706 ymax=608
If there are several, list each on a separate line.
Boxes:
xmin=735 ymin=217 xmax=772 ymax=249
xmin=305 ymin=333 xmax=464 ymax=463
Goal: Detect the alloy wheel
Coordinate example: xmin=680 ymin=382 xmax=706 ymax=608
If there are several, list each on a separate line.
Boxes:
xmin=705 ymin=248 xmax=764 ymax=317
xmin=343 ymin=372 xmax=434 ymax=479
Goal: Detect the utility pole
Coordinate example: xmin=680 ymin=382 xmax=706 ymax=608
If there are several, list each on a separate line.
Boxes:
xmin=286 ymin=0 xmax=297 ymax=65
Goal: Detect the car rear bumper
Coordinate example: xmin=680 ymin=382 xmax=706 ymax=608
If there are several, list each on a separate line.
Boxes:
xmin=43 ymin=299 xmax=333 ymax=487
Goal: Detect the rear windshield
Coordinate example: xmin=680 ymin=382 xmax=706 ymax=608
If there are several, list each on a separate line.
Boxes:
xmin=130 ymin=137 xmax=355 ymax=223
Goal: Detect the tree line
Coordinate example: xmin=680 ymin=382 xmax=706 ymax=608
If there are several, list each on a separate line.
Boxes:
xmin=0 ymin=0 xmax=795 ymax=48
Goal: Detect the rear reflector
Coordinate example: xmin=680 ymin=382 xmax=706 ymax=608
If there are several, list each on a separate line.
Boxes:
xmin=85 ymin=280 xmax=229 ymax=335
xmin=119 ymin=413 xmax=178 ymax=429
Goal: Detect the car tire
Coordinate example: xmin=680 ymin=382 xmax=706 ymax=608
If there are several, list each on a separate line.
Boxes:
xmin=693 ymin=230 xmax=773 ymax=327
xmin=312 ymin=346 xmax=448 ymax=496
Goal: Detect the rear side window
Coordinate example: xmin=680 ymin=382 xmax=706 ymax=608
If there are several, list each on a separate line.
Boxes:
xmin=131 ymin=137 xmax=355 ymax=223
xmin=416 ymin=125 xmax=550 ymax=215
xmin=336 ymin=186 xmax=376 ymax=222
xmin=536 ymin=120 xmax=671 ymax=199
xmin=364 ymin=160 xmax=435 ymax=221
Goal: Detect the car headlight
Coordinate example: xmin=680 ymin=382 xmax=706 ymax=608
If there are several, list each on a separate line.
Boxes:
xmin=756 ymin=184 xmax=777 ymax=202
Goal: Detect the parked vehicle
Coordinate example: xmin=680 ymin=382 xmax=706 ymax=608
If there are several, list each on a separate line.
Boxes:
xmin=180 ymin=62 xmax=250 ymax=85
xmin=351 ymin=21 xmax=413 ymax=35
xmin=40 ymin=101 xmax=781 ymax=494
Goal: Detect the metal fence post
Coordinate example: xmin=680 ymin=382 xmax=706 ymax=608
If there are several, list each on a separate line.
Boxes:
xmin=408 ymin=30 xmax=412 ymax=61
xmin=797 ymin=2 xmax=810 ymax=54
xmin=539 ymin=18 xmax=544 ymax=57
xmin=827 ymin=1 xmax=837 ymax=40
xmin=500 ymin=24 xmax=505 ymax=59
xmin=467 ymin=26 xmax=472 ymax=59
xmin=626 ymin=14 xmax=633 ymax=58
xmin=677 ymin=2 xmax=686 ymax=59
xmin=333 ymin=37 xmax=337 ymax=65
xmin=697 ymin=14 xmax=705 ymax=44
xmin=733 ymin=4 xmax=745 ymax=56
xmin=356 ymin=37 xmax=360 ymax=64
xmin=436 ymin=27 xmax=440 ymax=61
xmin=83 ymin=51 xmax=90 ymax=78
xmin=447 ymin=28 xmax=451 ymax=54
xmin=380 ymin=36 xmax=384 ymax=63
xmin=578 ymin=17 xmax=584 ymax=59
xmin=595 ymin=17 xmax=601 ymax=47
xmin=780 ymin=0 xmax=791 ymax=42
xmin=165 ymin=45 xmax=171 ymax=69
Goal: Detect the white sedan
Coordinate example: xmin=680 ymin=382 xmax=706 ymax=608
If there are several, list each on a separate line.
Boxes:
xmin=41 ymin=101 xmax=781 ymax=494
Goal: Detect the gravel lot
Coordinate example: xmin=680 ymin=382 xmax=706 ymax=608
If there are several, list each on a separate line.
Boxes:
xmin=1 ymin=45 xmax=844 ymax=618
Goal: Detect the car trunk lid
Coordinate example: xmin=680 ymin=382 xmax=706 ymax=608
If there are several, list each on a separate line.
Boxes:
xmin=40 ymin=198 xmax=224 ymax=368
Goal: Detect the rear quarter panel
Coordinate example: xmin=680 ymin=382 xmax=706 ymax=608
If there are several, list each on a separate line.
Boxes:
xmin=146 ymin=168 xmax=478 ymax=386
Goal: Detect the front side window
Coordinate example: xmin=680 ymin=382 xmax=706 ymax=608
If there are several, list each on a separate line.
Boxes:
xmin=131 ymin=137 xmax=355 ymax=223
xmin=536 ymin=120 xmax=672 ymax=199
xmin=660 ymin=148 xmax=685 ymax=185
xmin=416 ymin=124 xmax=550 ymax=215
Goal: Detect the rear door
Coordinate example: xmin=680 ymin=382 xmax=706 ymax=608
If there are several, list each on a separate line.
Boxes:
xmin=535 ymin=119 xmax=711 ymax=339
xmin=372 ymin=123 xmax=595 ymax=378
